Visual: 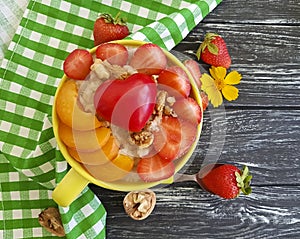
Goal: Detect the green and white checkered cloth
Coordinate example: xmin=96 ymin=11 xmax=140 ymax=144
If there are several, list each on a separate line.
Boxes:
xmin=0 ymin=0 xmax=221 ymax=238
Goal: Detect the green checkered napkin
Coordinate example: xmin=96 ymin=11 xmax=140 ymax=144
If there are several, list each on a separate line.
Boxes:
xmin=0 ymin=0 xmax=29 ymax=63
xmin=0 ymin=0 xmax=222 ymax=238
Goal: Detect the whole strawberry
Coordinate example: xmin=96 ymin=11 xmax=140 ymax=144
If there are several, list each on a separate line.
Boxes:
xmin=93 ymin=13 xmax=130 ymax=46
xmin=196 ymin=33 xmax=231 ymax=69
xmin=200 ymin=164 xmax=252 ymax=199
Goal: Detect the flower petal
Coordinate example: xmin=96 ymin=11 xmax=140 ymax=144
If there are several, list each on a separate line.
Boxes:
xmin=222 ymin=85 xmax=239 ymax=101
xmin=224 ymin=71 xmax=242 ymax=85
xmin=210 ymin=90 xmax=223 ymax=107
xmin=200 ymin=73 xmax=215 ymax=90
xmin=209 ymin=66 xmax=227 ymax=81
xmin=200 ymin=73 xmax=223 ymax=107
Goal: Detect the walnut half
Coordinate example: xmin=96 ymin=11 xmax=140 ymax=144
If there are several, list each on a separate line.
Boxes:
xmin=123 ymin=189 xmax=156 ymax=220
xmin=38 ymin=207 xmax=65 ymax=237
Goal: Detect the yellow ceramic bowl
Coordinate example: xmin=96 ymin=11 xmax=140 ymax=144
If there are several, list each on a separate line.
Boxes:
xmin=52 ymin=40 xmax=203 ymax=207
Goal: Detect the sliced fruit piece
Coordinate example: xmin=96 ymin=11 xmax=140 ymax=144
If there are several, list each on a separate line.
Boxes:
xmin=153 ymin=116 xmax=182 ymax=161
xmin=59 ymin=123 xmax=110 ymax=151
xmin=56 ymin=80 xmax=102 ymax=130
xmin=167 ymin=65 xmax=189 ymax=81
xmin=173 ymin=97 xmax=202 ymax=125
xmin=101 ymin=135 xmax=120 ymax=161
xmin=96 ymin=42 xmax=129 ymax=66
xmin=153 ymin=116 xmax=198 ymax=161
xmin=178 ymin=119 xmax=198 ymax=157
xmin=129 ymin=43 xmax=167 ymax=75
xmin=84 ymin=154 xmax=134 ymax=182
xmin=67 ymin=147 xmax=111 ymax=165
xmin=200 ymin=91 xmax=209 ymax=111
xmin=67 ymin=135 xmax=119 ymax=165
xmin=183 ymin=59 xmax=202 ymax=88
xmin=94 ymin=73 xmax=157 ymax=132
xmin=63 ymin=49 xmax=93 ymax=80
xmin=111 ymin=154 xmax=134 ymax=173
xmin=137 ymin=155 xmax=175 ymax=182
xmin=157 ymin=69 xmax=191 ymax=98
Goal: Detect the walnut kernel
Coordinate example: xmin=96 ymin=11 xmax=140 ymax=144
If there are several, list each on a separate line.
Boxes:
xmin=38 ymin=207 xmax=65 ymax=237
xmin=123 ymin=189 xmax=156 ymax=220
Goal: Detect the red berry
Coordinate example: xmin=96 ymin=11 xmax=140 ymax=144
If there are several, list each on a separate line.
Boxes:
xmin=173 ymin=97 xmax=202 ymax=125
xmin=153 ymin=116 xmax=181 ymax=161
xmin=63 ymin=49 xmax=93 ymax=80
xmin=167 ymin=65 xmax=189 ymax=81
xmin=200 ymin=164 xmax=252 ymax=199
xmin=93 ymin=13 xmax=130 ymax=46
xmin=177 ymin=119 xmax=198 ymax=157
xmin=183 ymin=59 xmax=202 ymax=88
xmin=196 ymin=33 xmax=231 ymax=69
xmin=200 ymin=92 xmax=209 ymax=111
xmin=96 ymin=42 xmax=129 ymax=66
xmin=137 ymin=155 xmax=175 ymax=182
xmin=157 ymin=68 xmax=191 ymax=98
xmin=153 ymin=116 xmax=197 ymax=161
xmin=129 ymin=43 xmax=167 ymax=75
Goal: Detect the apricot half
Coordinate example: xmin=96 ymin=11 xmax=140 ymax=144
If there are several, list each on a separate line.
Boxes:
xmin=67 ymin=136 xmax=119 ymax=165
xmin=84 ymin=154 xmax=134 ymax=182
xmin=56 ymin=79 xmax=102 ymax=130
xmin=59 ymin=123 xmax=111 ymax=151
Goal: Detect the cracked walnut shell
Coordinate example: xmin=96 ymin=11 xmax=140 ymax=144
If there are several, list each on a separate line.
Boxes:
xmin=38 ymin=207 xmax=65 ymax=237
xmin=123 ymin=189 xmax=156 ymax=220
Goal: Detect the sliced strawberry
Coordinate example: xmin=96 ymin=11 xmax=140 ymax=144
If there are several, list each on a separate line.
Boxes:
xmin=153 ymin=116 xmax=181 ymax=161
xmin=167 ymin=66 xmax=189 ymax=81
xmin=183 ymin=59 xmax=202 ymax=88
xmin=200 ymin=91 xmax=209 ymax=111
xmin=63 ymin=49 xmax=93 ymax=80
xmin=129 ymin=43 xmax=167 ymax=75
xmin=96 ymin=43 xmax=129 ymax=66
xmin=157 ymin=69 xmax=191 ymax=98
xmin=153 ymin=116 xmax=198 ymax=161
xmin=178 ymin=119 xmax=198 ymax=157
xmin=173 ymin=97 xmax=202 ymax=125
xmin=137 ymin=155 xmax=175 ymax=182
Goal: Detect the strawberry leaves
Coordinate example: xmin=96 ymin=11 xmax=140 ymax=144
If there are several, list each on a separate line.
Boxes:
xmin=235 ymin=166 xmax=252 ymax=195
xmin=196 ymin=33 xmax=220 ymax=56
xmin=100 ymin=12 xmax=127 ymax=26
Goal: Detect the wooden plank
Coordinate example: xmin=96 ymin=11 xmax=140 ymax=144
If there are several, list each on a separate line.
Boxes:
xmin=91 ymin=185 xmax=300 ymax=239
xmin=188 ymin=109 xmax=300 ymax=185
xmin=173 ymin=23 xmax=300 ymax=107
xmin=204 ymin=0 xmax=300 ymax=25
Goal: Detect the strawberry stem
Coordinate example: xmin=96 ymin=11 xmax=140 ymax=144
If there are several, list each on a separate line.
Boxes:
xmin=235 ymin=166 xmax=252 ymax=196
xmin=100 ymin=12 xmax=127 ymax=25
xmin=196 ymin=32 xmax=219 ymax=60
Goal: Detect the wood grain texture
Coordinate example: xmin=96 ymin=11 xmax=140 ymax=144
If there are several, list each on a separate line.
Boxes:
xmin=173 ymin=24 xmax=300 ymax=107
xmin=91 ymin=0 xmax=300 ymax=238
xmin=91 ymin=185 xmax=300 ymax=239
xmin=203 ymin=0 xmax=300 ymax=25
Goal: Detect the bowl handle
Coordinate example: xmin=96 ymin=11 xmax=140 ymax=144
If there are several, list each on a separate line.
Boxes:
xmin=52 ymin=168 xmax=90 ymax=207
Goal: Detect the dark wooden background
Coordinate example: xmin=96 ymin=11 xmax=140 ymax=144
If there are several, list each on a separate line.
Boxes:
xmin=90 ymin=0 xmax=300 ymax=238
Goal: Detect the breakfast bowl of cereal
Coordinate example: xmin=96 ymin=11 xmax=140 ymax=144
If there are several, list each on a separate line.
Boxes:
xmin=52 ymin=40 xmax=203 ymax=206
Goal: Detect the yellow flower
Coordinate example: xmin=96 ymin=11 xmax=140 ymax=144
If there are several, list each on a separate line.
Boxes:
xmin=200 ymin=66 xmax=242 ymax=107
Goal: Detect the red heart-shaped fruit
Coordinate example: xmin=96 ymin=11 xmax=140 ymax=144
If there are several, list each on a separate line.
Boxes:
xmin=94 ymin=73 xmax=157 ymax=132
